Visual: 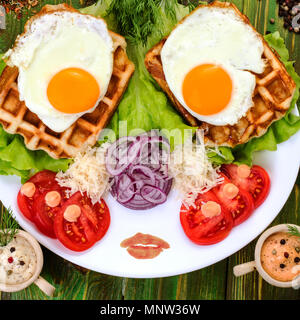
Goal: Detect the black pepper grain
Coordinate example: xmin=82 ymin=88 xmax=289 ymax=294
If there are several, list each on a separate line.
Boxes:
xmin=280 ymin=239 xmax=286 ymax=245
xmin=19 ymin=260 xmax=25 ymax=266
xmin=280 ymin=263 xmax=286 ymax=269
xmin=294 ymin=257 xmax=300 ymax=263
xmin=10 ymin=247 xmax=15 ymax=253
xmin=284 ymin=252 xmax=289 ymax=258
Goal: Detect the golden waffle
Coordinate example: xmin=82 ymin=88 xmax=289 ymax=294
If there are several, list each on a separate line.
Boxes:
xmin=145 ymin=1 xmax=296 ymax=147
xmin=0 ymin=4 xmax=135 ymax=159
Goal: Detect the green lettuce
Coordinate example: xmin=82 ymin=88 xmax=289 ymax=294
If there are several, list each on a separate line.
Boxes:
xmin=0 ymin=125 xmax=70 ymax=182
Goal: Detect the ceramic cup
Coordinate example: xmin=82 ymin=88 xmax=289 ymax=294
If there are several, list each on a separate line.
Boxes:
xmin=233 ymin=224 xmax=300 ymax=288
xmin=0 ymin=229 xmax=55 ymax=296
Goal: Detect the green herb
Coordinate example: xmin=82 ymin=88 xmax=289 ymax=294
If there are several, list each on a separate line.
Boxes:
xmin=0 ymin=206 xmax=19 ymax=247
xmin=106 ymin=0 xmax=198 ymax=45
xmin=287 ymin=225 xmax=300 ymax=238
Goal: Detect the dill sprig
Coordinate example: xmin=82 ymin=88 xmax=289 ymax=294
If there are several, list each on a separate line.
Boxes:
xmin=0 ymin=206 xmax=19 ymax=247
xmin=106 ymin=0 xmax=199 ymax=45
xmin=287 ymin=225 xmax=300 ymax=238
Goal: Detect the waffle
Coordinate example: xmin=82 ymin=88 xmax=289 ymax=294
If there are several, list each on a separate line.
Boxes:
xmin=0 ymin=4 xmax=135 ymax=159
xmin=145 ymin=1 xmax=296 ymax=147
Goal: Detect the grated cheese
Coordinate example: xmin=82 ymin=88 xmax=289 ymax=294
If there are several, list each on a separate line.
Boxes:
xmin=56 ymin=143 xmax=112 ymax=204
xmin=169 ymin=130 xmax=223 ymax=208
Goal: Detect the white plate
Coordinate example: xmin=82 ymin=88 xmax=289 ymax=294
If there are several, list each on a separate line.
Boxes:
xmin=0 ymin=128 xmax=300 ymax=278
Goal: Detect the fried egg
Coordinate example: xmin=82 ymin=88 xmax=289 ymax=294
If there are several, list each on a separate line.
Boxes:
xmin=161 ymin=6 xmax=265 ymax=126
xmin=4 ymin=10 xmax=114 ymax=132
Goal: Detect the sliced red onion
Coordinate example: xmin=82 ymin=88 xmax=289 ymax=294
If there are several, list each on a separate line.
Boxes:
xmin=107 ymin=133 xmax=173 ymax=210
xmin=140 ymin=185 xmax=167 ymax=204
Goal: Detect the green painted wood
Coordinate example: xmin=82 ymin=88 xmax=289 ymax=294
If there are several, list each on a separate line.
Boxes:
xmin=0 ymin=0 xmax=300 ymax=300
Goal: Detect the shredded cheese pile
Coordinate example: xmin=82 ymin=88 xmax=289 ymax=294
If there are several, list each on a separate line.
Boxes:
xmin=169 ymin=130 xmax=223 ymax=208
xmin=56 ymin=143 xmax=112 ymax=204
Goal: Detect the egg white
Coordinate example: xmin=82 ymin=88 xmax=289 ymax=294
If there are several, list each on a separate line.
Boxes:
xmin=161 ymin=6 xmax=265 ymax=126
xmin=5 ymin=11 xmax=114 ymax=132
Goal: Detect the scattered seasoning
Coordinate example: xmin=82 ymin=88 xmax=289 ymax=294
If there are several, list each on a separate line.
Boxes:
xmin=272 ymin=249 xmax=277 ymax=255
xmin=284 ymin=252 xmax=289 ymax=258
xmin=7 ymin=257 xmax=13 ymax=263
xmin=19 ymin=260 xmax=25 ymax=266
xmin=280 ymin=263 xmax=286 ymax=269
xmin=295 ymin=247 xmax=300 ymax=253
xmin=280 ymin=239 xmax=286 ymax=245
xmin=294 ymin=257 xmax=300 ymax=263
xmin=10 ymin=247 xmax=15 ymax=253
xmin=277 ymin=0 xmax=300 ymax=34
xmin=0 ymin=1 xmax=39 ymax=19
xmin=7 ymin=270 xmax=12 ymax=276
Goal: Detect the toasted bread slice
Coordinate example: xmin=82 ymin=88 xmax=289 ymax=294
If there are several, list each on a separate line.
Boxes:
xmin=0 ymin=4 xmax=135 ymax=159
xmin=145 ymin=1 xmax=296 ymax=147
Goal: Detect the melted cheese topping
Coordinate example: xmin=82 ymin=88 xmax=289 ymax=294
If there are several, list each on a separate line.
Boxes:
xmin=169 ymin=130 xmax=223 ymax=207
xmin=56 ymin=143 xmax=111 ymax=204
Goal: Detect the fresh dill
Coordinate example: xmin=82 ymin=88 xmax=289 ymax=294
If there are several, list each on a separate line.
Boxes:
xmin=0 ymin=206 xmax=19 ymax=247
xmin=106 ymin=0 xmax=198 ymax=45
xmin=287 ymin=225 xmax=300 ymax=238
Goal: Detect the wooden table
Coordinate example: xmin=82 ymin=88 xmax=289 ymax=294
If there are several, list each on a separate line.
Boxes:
xmin=0 ymin=0 xmax=299 ymax=300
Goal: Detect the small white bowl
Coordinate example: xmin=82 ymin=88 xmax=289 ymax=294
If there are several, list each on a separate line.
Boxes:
xmin=0 ymin=229 xmax=55 ymax=296
xmin=233 ymin=224 xmax=300 ymax=288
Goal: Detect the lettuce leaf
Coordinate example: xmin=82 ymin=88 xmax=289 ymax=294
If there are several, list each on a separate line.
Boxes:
xmin=0 ymin=125 xmax=70 ymax=182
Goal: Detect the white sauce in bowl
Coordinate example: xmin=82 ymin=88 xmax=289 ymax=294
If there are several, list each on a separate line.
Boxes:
xmin=0 ymin=235 xmax=37 ymax=285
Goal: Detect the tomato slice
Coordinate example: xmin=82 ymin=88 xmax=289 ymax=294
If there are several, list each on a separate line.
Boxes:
xmin=32 ymin=190 xmax=66 ymax=238
xmin=17 ymin=170 xmax=62 ymax=222
xmin=53 ymin=192 xmax=110 ymax=252
xmin=212 ymin=173 xmax=254 ymax=226
xmin=221 ymin=164 xmax=270 ymax=208
xmin=180 ymin=190 xmax=233 ymax=245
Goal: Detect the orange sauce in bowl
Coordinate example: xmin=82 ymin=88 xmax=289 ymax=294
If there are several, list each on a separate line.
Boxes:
xmin=261 ymin=232 xmax=300 ymax=282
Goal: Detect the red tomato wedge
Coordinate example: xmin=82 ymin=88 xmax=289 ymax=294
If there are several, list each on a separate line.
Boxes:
xmin=221 ymin=164 xmax=270 ymax=209
xmin=180 ymin=190 xmax=233 ymax=245
xmin=17 ymin=170 xmax=62 ymax=222
xmin=212 ymin=173 xmax=255 ymax=226
xmin=53 ymin=192 xmax=110 ymax=252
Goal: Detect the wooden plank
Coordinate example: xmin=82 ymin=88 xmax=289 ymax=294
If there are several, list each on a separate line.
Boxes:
xmin=122 ymin=259 xmax=227 ymax=300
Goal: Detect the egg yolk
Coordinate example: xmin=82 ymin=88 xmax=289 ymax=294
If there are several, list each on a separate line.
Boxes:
xmin=47 ymin=68 xmax=100 ymax=114
xmin=182 ymin=64 xmax=233 ymax=116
